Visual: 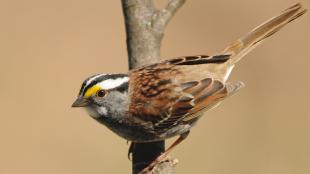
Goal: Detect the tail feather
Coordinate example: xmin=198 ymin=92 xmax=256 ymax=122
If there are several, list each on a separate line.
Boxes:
xmin=221 ymin=3 xmax=307 ymax=65
xmin=226 ymin=81 xmax=245 ymax=97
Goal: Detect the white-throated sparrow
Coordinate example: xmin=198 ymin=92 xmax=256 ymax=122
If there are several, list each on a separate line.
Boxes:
xmin=72 ymin=3 xmax=306 ymax=173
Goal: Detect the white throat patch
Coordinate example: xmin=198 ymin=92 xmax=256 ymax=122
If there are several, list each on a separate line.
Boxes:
xmin=98 ymin=77 xmax=129 ymax=90
xmin=85 ymin=106 xmax=108 ymax=118
xmin=97 ymin=106 xmax=108 ymax=116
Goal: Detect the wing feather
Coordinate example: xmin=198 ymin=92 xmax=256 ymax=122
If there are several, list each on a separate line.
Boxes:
xmin=128 ymin=55 xmax=234 ymax=134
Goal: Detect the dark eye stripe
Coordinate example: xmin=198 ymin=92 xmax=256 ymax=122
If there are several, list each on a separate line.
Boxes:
xmin=114 ymin=81 xmax=129 ymax=93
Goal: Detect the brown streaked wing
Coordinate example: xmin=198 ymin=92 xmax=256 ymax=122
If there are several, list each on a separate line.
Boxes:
xmin=153 ymin=78 xmax=228 ymax=132
xmin=165 ymin=55 xmax=230 ymax=66
xmin=127 ymin=55 xmax=231 ymax=133
xmin=182 ymin=79 xmax=227 ymax=122
xmin=128 ymin=63 xmax=182 ymax=129
xmin=168 ymin=54 xmax=231 ymax=82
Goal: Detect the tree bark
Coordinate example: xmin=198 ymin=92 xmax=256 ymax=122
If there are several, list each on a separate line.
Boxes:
xmin=121 ymin=0 xmax=186 ymax=173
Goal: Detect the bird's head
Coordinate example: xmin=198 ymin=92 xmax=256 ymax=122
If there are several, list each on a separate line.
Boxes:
xmin=72 ymin=74 xmax=129 ymax=119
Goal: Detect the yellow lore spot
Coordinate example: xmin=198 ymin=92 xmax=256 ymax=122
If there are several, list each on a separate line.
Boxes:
xmin=84 ymin=85 xmax=101 ymax=97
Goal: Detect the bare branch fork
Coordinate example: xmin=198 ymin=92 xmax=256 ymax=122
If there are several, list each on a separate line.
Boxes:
xmin=121 ymin=0 xmax=186 ymax=173
xmin=121 ymin=0 xmax=185 ymax=69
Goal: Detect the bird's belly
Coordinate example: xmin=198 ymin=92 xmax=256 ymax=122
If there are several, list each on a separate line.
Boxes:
xmin=93 ymin=116 xmax=193 ymax=142
xmin=94 ymin=116 xmax=159 ymax=142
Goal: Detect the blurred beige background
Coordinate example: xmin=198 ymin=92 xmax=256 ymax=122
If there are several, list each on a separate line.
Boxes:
xmin=0 ymin=0 xmax=309 ymax=174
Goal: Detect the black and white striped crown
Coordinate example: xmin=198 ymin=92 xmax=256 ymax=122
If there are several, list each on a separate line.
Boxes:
xmin=79 ymin=74 xmax=129 ymax=96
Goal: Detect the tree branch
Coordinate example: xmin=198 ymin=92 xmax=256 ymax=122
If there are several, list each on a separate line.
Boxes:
xmin=121 ymin=0 xmax=158 ymax=69
xmin=152 ymin=0 xmax=186 ymax=33
xmin=121 ymin=0 xmax=186 ymax=173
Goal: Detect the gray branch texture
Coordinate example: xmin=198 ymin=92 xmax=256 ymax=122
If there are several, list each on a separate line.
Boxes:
xmin=122 ymin=0 xmax=185 ymax=69
xmin=121 ymin=0 xmax=186 ymax=173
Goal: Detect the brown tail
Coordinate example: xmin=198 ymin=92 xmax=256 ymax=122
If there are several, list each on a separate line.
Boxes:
xmin=221 ymin=3 xmax=307 ymax=65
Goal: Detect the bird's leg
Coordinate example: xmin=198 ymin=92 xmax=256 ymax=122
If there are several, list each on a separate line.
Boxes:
xmin=138 ymin=131 xmax=190 ymax=174
xmin=128 ymin=142 xmax=135 ymax=160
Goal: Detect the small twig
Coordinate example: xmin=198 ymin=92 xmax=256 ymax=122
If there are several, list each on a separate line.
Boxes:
xmin=152 ymin=0 xmax=186 ymax=33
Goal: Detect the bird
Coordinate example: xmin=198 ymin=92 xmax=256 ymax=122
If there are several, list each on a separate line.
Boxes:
xmin=72 ymin=3 xmax=306 ymax=173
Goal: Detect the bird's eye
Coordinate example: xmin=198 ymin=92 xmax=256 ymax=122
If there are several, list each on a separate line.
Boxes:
xmin=96 ymin=89 xmax=107 ymax=98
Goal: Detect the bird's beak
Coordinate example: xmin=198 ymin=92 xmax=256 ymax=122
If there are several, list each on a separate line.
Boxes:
xmin=71 ymin=97 xmax=90 ymax=107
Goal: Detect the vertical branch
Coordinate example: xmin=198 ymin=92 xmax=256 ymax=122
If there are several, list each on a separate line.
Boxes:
xmin=121 ymin=0 xmax=185 ymax=69
xmin=121 ymin=0 xmax=185 ymax=173
xmin=121 ymin=0 xmax=159 ymax=69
